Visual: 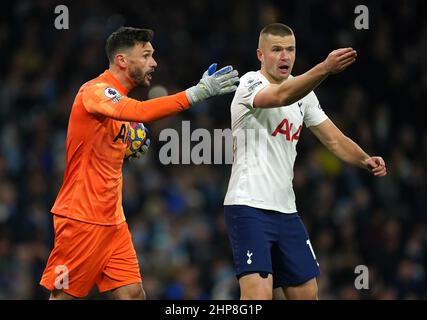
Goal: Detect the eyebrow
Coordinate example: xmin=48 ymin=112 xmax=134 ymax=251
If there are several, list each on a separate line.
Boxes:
xmin=271 ymin=45 xmax=295 ymax=49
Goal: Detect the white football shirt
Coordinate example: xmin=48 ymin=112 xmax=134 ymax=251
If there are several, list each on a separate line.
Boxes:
xmin=223 ymin=71 xmax=328 ymax=213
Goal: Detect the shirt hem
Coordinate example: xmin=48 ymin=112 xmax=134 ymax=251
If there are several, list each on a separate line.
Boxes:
xmin=223 ymin=199 xmax=297 ymax=214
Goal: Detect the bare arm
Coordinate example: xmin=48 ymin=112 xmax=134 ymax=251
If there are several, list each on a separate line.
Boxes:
xmin=310 ymin=119 xmax=387 ymax=176
xmin=254 ymin=48 xmax=357 ymax=108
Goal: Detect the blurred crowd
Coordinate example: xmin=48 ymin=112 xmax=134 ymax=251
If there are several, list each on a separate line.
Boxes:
xmin=0 ymin=0 xmax=426 ymax=299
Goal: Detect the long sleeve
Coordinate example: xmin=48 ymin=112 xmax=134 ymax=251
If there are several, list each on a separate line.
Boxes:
xmin=82 ymin=83 xmax=190 ymax=123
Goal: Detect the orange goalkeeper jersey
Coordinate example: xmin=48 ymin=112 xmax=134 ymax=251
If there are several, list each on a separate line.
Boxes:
xmin=51 ymin=70 xmax=190 ymax=225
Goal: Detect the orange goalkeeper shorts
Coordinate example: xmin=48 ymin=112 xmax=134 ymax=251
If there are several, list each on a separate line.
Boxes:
xmin=40 ymin=214 xmax=142 ymax=298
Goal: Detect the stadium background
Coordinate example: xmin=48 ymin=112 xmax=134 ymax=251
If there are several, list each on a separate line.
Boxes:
xmin=0 ymin=0 xmax=426 ymax=299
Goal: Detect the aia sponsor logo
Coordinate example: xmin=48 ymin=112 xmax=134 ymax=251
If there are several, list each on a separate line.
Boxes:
xmin=113 ymin=123 xmax=128 ymax=144
xmin=272 ymin=118 xmax=302 ymax=142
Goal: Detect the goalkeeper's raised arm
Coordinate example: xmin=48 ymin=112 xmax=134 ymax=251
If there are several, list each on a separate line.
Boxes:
xmin=80 ymin=27 xmax=238 ymax=123
xmin=82 ymin=64 xmax=238 ymax=123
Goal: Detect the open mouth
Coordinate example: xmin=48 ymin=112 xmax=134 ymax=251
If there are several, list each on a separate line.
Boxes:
xmin=146 ymin=69 xmax=155 ymax=80
xmin=279 ymin=65 xmax=289 ymax=72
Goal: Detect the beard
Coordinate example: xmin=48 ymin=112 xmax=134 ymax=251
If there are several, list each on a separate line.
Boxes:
xmin=129 ymin=66 xmax=149 ymax=87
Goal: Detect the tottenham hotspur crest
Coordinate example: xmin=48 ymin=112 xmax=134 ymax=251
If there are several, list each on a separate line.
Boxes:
xmin=247 ymin=250 xmax=253 ymax=265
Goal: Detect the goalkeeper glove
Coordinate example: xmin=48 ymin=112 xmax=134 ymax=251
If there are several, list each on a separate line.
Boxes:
xmin=185 ymin=63 xmax=239 ymax=105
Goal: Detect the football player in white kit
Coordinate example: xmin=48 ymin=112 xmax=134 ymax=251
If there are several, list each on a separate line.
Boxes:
xmin=224 ymin=23 xmax=387 ymax=300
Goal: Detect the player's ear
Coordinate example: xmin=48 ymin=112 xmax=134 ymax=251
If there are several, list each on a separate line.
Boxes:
xmin=115 ymin=53 xmax=127 ymax=69
xmin=256 ymin=48 xmax=263 ymax=63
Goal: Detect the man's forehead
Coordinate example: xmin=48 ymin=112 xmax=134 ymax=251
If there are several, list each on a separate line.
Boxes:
xmin=122 ymin=42 xmax=154 ymax=56
xmin=262 ymin=34 xmax=295 ymax=47
xmin=135 ymin=41 xmax=154 ymax=52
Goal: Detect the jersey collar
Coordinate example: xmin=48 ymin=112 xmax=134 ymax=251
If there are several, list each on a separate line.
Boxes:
xmin=100 ymin=70 xmax=129 ymax=96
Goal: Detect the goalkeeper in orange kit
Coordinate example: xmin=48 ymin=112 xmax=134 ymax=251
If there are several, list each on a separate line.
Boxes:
xmin=39 ymin=27 xmax=239 ymax=300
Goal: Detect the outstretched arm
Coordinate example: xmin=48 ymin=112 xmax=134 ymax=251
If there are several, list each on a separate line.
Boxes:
xmin=310 ymin=119 xmax=387 ymax=177
xmin=83 ymin=89 xmax=191 ymax=123
xmin=254 ymin=48 xmax=357 ymax=108
xmin=82 ymin=65 xmax=239 ymax=123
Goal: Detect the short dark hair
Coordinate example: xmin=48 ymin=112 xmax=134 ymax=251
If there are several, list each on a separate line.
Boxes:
xmin=260 ymin=23 xmax=294 ymax=38
xmin=105 ymin=27 xmax=154 ymax=63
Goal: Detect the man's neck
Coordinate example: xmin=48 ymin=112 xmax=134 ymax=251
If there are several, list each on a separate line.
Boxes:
xmin=108 ymin=65 xmax=134 ymax=91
